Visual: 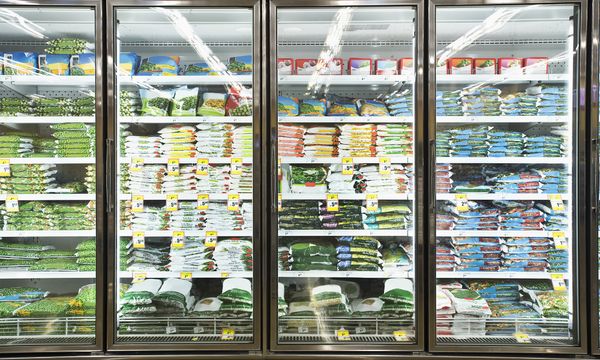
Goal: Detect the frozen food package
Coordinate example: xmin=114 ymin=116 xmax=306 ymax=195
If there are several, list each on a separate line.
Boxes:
xmin=327 ymin=96 xmax=358 ymax=116
xmin=523 ymin=57 xmax=548 ymax=74
xmin=277 ymin=58 xmax=294 ymax=75
xmin=436 ymin=58 xmax=448 ymax=74
xmin=137 ymin=55 xmax=180 ymax=76
xmin=398 ymin=58 xmax=413 ymax=75
xmin=322 ymin=58 xmax=344 ymax=75
xmin=184 ymin=62 xmax=218 ymax=75
xmin=225 ymin=91 xmax=253 ymax=116
xmin=3 ymin=52 xmax=37 ymax=75
xmin=197 ymin=92 xmax=227 ymax=117
xmin=448 ymin=58 xmax=472 ymax=75
xmin=39 ymin=54 xmax=70 ymax=75
xmin=170 ymin=86 xmax=199 ymax=116
xmin=348 ymin=58 xmax=372 ymax=75
xmin=118 ymin=52 xmax=140 ymax=75
xmin=356 ymin=99 xmax=389 ymax=116
xmin=227 ymin=55 xmax=252 ymax=74
xmin=299 ymin=99 xmax=326 ymax=116
xmin=70 ymin=54 xmax=95 ymax=75
xmin=295 ymin=59 xmax=318 ymax=75
xmin=140 ymin=88 xmax=174 ymax=116
xmin=473 ymin=58 xmax=496 ymax=75
xmin=498 ymin=58 xmax=522 ymax=75
xmin=278 ymin=96 xmax=300 ymax=116
xmin=375 ymin=59 xmax=398 ymax=75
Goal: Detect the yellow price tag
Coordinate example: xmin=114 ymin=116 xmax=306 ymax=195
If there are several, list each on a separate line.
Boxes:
xmin=130 ymin=157 xmax=144 ymax=172
xmin=166 ymin=194 xmax=178 ymax=211
xmin=5 ymin=195 xmax=18 ymax=212
xmin=454 ymin=194 xmax=469 ymax=212
xmin=221 ymin=271 xmax=230 ymax=278
xmin=326 ymin=194 xmax=339 ymax=212
xmin=277 ymin=157 xmax=282 ymax=177
xmin=231 ymin=158 xmax=243 ymax=175
xmin=132 ymin=231 xmax=145 ymax=249
xmin=552 ymin=231 xmax=567 ymax=250
xmin=228 ymin=193 xmax=240 ymax=211
xmin=132 ymin=272 xmax=146 ymax=283
xmin=393 ymin=330 xmax=409 ymax=342
xmin=336 ymin=329 xmax=351 ymax=341
xmin=221 ymin=328 xmax=235 ymax=340
xmin=277 ymin=193 xmax=283 ymax=211
xmin=180 ymin=272 xmax=192 ymax=280
xmin=548 ymin=194 xmax=565 ymax=212
xmin=379 ymin=157 xmax=391 ymax=175
xmin=551 ymin=273 xmax=567 ymax=291
xmin=342 ymin=157 xmax=353 ymax=175
xmin=197 ymin=194 xmax=209 ymax=210
xmin=205 ymin=231 xmax=218 ymax=248
xmin=167 ymin=158 xmax=180 ymax=176
xmin=171 ymin=231 xmax=185 ymax=249
xmin=514 ymin=332 xmax=531 ymax=343
xmin=196 ymin=158 xmax=209 ymax=176
xmin=366 ymin=193 xmax=378 ymax=212
xmin=0 ymin=159 xmax=10 ymax=177
xmin=131 ymin=195 xmax=144 ymax=213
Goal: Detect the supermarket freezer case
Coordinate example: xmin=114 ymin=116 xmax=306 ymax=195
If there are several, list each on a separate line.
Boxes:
xmin=268 ymin=0 xmax=425 ymax=352
xmin=0 ymin=0 xmax=105 ymax=354
xmin=590 ymin=0 xmax=599 ymax=355
xmin=105 ymin=0 xmax=263 ymax=353
xmin=427 ymin=0 xmax=588 ymax=355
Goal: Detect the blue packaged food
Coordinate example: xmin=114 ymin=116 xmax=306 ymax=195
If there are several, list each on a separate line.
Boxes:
xmin=70 ymin=54 xmax=95 ymax=75
xmin=3 ymin=52 xmax=37 ymax=75
xmin=278 ymin=96 xmax=299 ymax=116
xmin=327 ymin=96 xmax=358 ymax=116
xmin=184 ymin=62 xmax=218 ymax=76
xmin=299 ymin=99 xmax=326 ymax=116
xmin=119 ymin=52 xmax=140 ymax=75
xmin=39 ymin=54 xmax=70 ymax=75
xmin=227 ymin=55 xmax=252 ymax=74
xmin=357 ymin=99 xmax=389 ymax=116
xmin=138 ymin=56 xmax=180 ymax=76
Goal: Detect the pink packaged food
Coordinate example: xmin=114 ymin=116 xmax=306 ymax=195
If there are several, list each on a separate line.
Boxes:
xmin=375 ymin=59 xmax=398 ymax=75
xmin=498 ymin=58 xmax=522 ymax=75
xmin=436 ymin=58 xmax=448 ymax=74
xmin=448 ymin=58 xmax=473 ymax=75
xmin=398 ymin=58 xmax=414 ymax=75
xmin=295 ymin=59 xmax=318 ymax=75
xmin=473 ymin=58 xmax=496 ymax=75
xmin=522 ymin=57 xmax=548 ymax=74
xmin=277 ymin=58 xmax=294 ymax=75
xmin=322 ymin=58 xmax=344 ymax=75
xmin=348 ymin=57 xmax=372 ymax=75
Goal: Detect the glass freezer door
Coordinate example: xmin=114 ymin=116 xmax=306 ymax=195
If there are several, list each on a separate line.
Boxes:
xmin=0 ymin=6 xmax=99 ymax=348
xmin=433 ymin=4 xmax=580 ymax=348
xmin=112 ymin=7 xmax=257 ymax=345
xmin=275 ymin=6 xmax=419 ymax=346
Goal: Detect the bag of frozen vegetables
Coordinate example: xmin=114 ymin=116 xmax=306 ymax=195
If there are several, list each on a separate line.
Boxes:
xmin=170 ymin=86 xmax=199 ymax=116
xmin=140 ymin=88 xmax=173 ymax=116
xmin=197 ymin=92 xmax=227 ymax=116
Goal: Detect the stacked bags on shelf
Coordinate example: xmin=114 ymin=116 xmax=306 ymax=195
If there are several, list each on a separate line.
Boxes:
xmin=487 ymin=129 xmax=525 ymax=157
xmin=383 ymin=88 xmax=413 ymax=116
xmin=359 ymin=164 xmax=412 ymax=193
xmin=461 ymin=87 xmax=501 ymax=117
xmin=437 ymin=282 xmax=491 ymax=336
xmin=278 ymin=201 xmax=321 ymax=229
xmin=127 ymin=206 xmax=166 ymax=231
xmin=304 ymin=126 xmax=339 ymax=157
xmin=66 ymin=284 xmax=96 ymax=317
xmin=379 ymin=279 xmax=414 ymax=320
xmin=278 ymin=124 xmax=305 ymax=157
xmin=524 ymin=134 xmax=564 ymax=157
xmin=212 ymin=239 xmax=253 ymax=271
xmin=288 ymin=240 xmax=337 ymax=271
xmin=336 ymin=236 xmax=383 ymax=271
xmin=453 ymin=237 xmax=503 ymax=272
xmin=436 ymin=131 xmax=451 ymax=157
xmin=207 ymin=164 xmax=252 ymax=193
xmin=162 ymin=164 xmax=197 ymax=193
xmin=195 ymin=124 xmax=251 ymax=157
xmin=119 ymin=90 xmax=141 ymax=117
xmin=337 ymin=124 xmax=376 ymax=157
xmin=0 ymin=164 xmax=58 ymax=194
xmin=501 ymin=237 xmax=552 ymax=272
xmin=533 ymin=86 xmax=568 ymax=116
xmin=362 ymin=203 xmax=412 ymax=230
xmin=447 ymin=126 xmax=489 ymax=157
xmin=2 ymin=201 xmax=94 ymax=231
xmin=311 ymin=284 xmax=352 ymax=318
xmin=0 ymin=240 xmax=77 ymax=271
xmin=125 ymin=239 xmax=168 ymax=271
xmin=205 ymin=201 xmax=252 ymax=231
xmin=376 ymin=124 xmax=413 ymax=156
xmin=167 ymin=201 xmax=206 ymax=231
xmin=436 ymin=164 xmax=453 ymax=193
xmin=320 ymin=201 xmax=363 ymax=230
xmin=50 ymin=123 xmax=95 ymax=157
xmin=0 ymin=131 xmax=35 ymax=157
xmin=126 ymin=165 xmax=165 ymax=194
xmin=288 ymin=166 xmax=328 ymax=194
xmin=166 ymin=237 xmax=215 ymax=272
xmin=436 ymin=91 xmax=463 ymax=116
xmin=46 ymin=38 xmax=90 ymax=55
xmin=0 ymin=98 xmax=30 ymax=116
xmin=75 ymin=239 xmax=96 ymax=271
xmin=123 ymin=135 xmax=161 ymax=158
xmin=85 ymin=165 xmax=96 ymax=194
xmin=218 ymin=278 xmax=253 ymax=318
xmin=159 ymin=125 xmax=196 ymax=158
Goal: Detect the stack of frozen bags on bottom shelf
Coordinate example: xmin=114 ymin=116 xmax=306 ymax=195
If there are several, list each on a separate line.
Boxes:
xmin=159 ymin=125 xmax=196 ymax=158
xmin=288 ymin=240 xmax=337 ymax=271
xmin=448 ymin=126 xmax=488 ymax=157
xmin=50 ymin=123 xmax=95 ymax=157
xmin=167 ymin=202 xmax=206 ymax=231
xmin=311 ymin=284 xmax=352 ymax=318
xmin=383 ymin=88 xmax=413 ymax=117
xmin=379 ymin=279 xmax=414 ymax=320
xmin=533 ymin=86 xmax=568 ymax=116
xmin=167 ymin=237 xmax=215 ymax=272
xmin=120 ymin=278 xmax=194 ymax=317
xmin=487 ymin=129 xmax=525 ymax=157
xmin=0 ymin=132 xmax=35 ymax=158
xmin=278 ymin=246 xmax=291 ymax=270
xmin=119 ymin=90 xmax=141 ymax=117
xmin=0 ymin=164 xmax=57 ymax=194
xmin=461 ymin=88 xmax=501 ymax=117
xmin=218 ymin=278 xmax=253 ymax=318
xmin=376 ymin=124 xmax=413 ymax=157
xmin=126 ymin=165 xmax=165 ymax=194
xmin=524 ymin=133 xmax=564 ymax=158
xmin=436 ymin=91 xmax=463 ymax=116
xmin=162 ymin=165 xmax=197 ymax=193
xmin=213 ymin=239 xmax=253 ymax=271
xmin=501 ymin=238 xmax=552 ymax=272
xmin=338 ymin=124 xmax=376 ymax=157
xmin=437 ymin=282 xmax=491 ymax=336
xmin=304 ymin=127 xmax=339 ymax=157
xmin=336 ymin=236 xmax=383 ymax=271
xmin=124 ymin=135 xmax=161 ymax=158
xmin=277 ymin=124 xmax=305 ymax=157
xmin=453 ymin=237 xmax=503 ymax=272
xmin=75 ymin=239 xmax=96 ymax=271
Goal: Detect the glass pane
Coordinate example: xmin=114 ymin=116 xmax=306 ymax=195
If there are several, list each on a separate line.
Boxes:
xmin=276 ymin=7 xmax=417 ymax=345
xmin=114 ymin=8 xmax=255 ymax=344
xmin=0 ymin=7 xmax=97 ymax=346
xmin=434 ymin=5 xmax=578 ymax=346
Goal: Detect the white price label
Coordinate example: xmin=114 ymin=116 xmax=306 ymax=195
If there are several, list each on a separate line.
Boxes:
xmin=366 ymin=194 xmax=378 ymax=212
xmin=227 ymin=194 xmax=240 ymax=211
xmin=196 ymin=158 xmax=209 ymax=176
xmin=355 ymin=326 xmax=367 ymax=334
xmin=551 ymin=273 xmax=567 ymax=291
xmin=166 ymin=194 xmax=178 ymax=211
xmin=193 ymin=326 xmax=205 ymax=334
xmin=167 ymin=158 xmax=180 ymax=176
xmin=231 ymin=158 xmax=243 ymax=175
xmin=342 ymin=157 xmax=353 ymax=175
xmin=326 ymin=194 xmax=339 ymax=212
xmin=455 ymin=194 xmax=469 ymax=212
xmin=0 ymin=159 xmax=10 ymax=177
xmin=171 ymin=231 xmax=184 ymax=249
xmin=197 ymin=194 xmax=209 ymax=210
xmin=132 ymin=231 xmax=145 ymax=249
xmin=131 ymin=195 xmax=144 ymax=213
xmin=5 ymin=195 xmax=18 ymax=212
xmin=379 ymin=157 xmax=391 ymax=175
xmin=549 ymin=194 xmax=565 ymax=212
xmin=166 ymin=326 xmax=177 ymax=334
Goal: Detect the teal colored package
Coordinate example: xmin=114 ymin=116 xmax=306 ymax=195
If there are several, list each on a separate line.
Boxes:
xmin=3 ymin=52 xmax=37 ymax=75
xmin=39 ymin=54 xmax=71 ymax=75
xmin=119 ymin=52 xmax=140 ymax=75
xmin=70 ymin=54 xmax=95 ymax=75
xmin=227 ymin=55 xmax=252 ymax=74
xmin=278 ymin=96 xmax=299 ymax=116
xmin=137 ymin=56 xmax=180 ymax=76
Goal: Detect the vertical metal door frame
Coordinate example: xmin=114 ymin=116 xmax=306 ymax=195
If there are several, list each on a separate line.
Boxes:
xmin=267 ymin=0 xmax=425 ymax=353
xmin=589 ymin=0 xmax=599 ymax=354
xmin=0 ymin=0 xmax=105 ymax=354
xmin=427 ymin=0 xmax=588 ymax=355
xmin=105 ymin=0 xmax=263 ymax=352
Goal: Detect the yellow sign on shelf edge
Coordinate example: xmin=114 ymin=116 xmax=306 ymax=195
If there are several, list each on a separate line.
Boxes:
xmin=342 ymin=157 xmax=353 ymax=175
xmin=197 ymin=194 xmax=209 ymax=210
xmin=205 ymin=231 xmax=218 ymax=248
xmin=379 ymin=157 xmax=391 ymax=175
xmin=132 ymin=231 xmax=145 ymax=249
xmin=167 ymin=158 xmax=180 ymax=176
xmin=231 ymin=158 xmax=243 ymax=175
xmin=132 ymin=272 xmax=146 ymax=283
xmin=221 ymin=328 xmax=235 ymax=340
xmin=131 ymin=194 xmax=144 ymax=213
xmin=227 ymin=193 xmax=240 ymax=211
xmin=0 ymin=159 xmax=10 ymax=177
xmin=166 ymin=194 xmax=178 ymax=211
xmin=514 ymin=332 xmax=531 ymax=343
xmin=130 ymin=157 xmax=144 ymax=172
xmin=336 ymin=329 xmax=350 ymax=341
xmin=326 ymin=193 xmax=339 ymax=212
xmin=5 ymin=195 xmax=18 ymax=212
xmin=180 ymin=272 xmax=192 ymax=280
xmin=548 ymin=194 xmax=565 ymax=212
xmin=171 ymin=231 xmax=185 ymax=249
xmin=196 ymin=158 xmax=209 ymax=176
xmin=366 ymin=193 xmax=378 ymax=212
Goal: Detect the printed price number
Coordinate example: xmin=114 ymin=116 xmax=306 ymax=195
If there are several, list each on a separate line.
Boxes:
xmin=548 ymin=194 xmax=565 ymax=212
xmin=231 ymin=158 xmax=243 ymax=175
xmin=0 ymin=159 xmax=10 ymax=177
xmin=166 ymin=194 xmax=178 ymax=211
xmin=196 ymin=158 xmax=209 ymax=176
xmin=454 ymin=194 xmax=469 ymax=212
xmin=132 ymin=272 xmax=146 ymax=283
xmin=6 ymin=195 xmax=18 ymax=212
xmin=393 ymin=330 xmax=409 ymax=342
xmin=326 ymin=194 xmax=339 ymax=212
xmin=342 ymin=157 xmax=353 ymax=175
xmin=132 ymin=231 xmax=145 ymax=249
xmin=131 ymin=195 xmax=144 ymax=213
xmin=379 ymin=157 xmax=391 ymax=175
xmin=221 ymin=328 xmax=235 ymax=340
xmin=130 ymin=157 xmax=144 ymax=172
xmin=228 ymin=193 xmax=240 ymax=211
xmin=205 ymin=231 xmax=218 ymax=248
xmin=197 ymin=194 xmax=209 ymax=210
xmin=551 ymin=273 xmax=567 ymax=291
xmin=167 ymin=158 xmax=180 ymax=176
xmin=514 ymin=332 xmax=531 ymax=344
xmin=336 ymin=328 xmax=351 ymax=341
xmin=180 ymin=272 xmax=192 ymax=280
xmin=366 ymin=193 xmax=378 ymax=212
xmin=552 ymin=231 xmax=567 ymax=250
xmin=171 ymin=231 xmax=185 ymax=249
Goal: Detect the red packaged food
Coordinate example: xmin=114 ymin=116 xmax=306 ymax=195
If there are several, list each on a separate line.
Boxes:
xmin=398 ymin=58 xmax=414 ymax=75
xmin=436 ymin=58 xmax=448 ymax=74
xmin=295 ymin=59 xmax=318 ymax=75
xmin=321 ymin=58 xmax=344 ymax=75
xmin=498 ymin=58 xmax=522 ymax=75
xmin=277 ymin=58 xmax=294 ymax=75
xmin=522 ymin=57 xmax=548 ymax=74
xmin=374 ymin=59 xmax=398 ymax=75
xmin=447 ymin=58 xmax=473 ymax=74
xmin=473 ymin=58 xmax=496 ymax=75
xmin=347 ymin=57 xmax=372 ymax=75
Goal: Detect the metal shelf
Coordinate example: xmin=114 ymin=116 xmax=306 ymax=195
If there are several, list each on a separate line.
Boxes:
xmin=436 ymin=193 xmax=568 ymax=201
xmin=0 ymin=158 xmax=94 ymax=165
xmin=278 ymin=75 xmax=411 ymax=85
xmin=436 ymin=157 xmax=568 ymax=164
xmin=119 ymin=75 xmax=252 ymax=86
xmin=0 ymin=230 xmax=95 ymax=237
xmin=0 ymin=117 xmax=94 ymax=124
xmin=278 ymin=116 xmax=413 ymax=124
xmin=119 ymin=271 xmax=251 ymax=279
xmin=0 ymin=194 xmax=94 ymax=201
xmin=0 ymin=75 xmax=94 ymax=86
xmin=280 ymin=156 xmax=412 ymax=164
xmin=280 ymin=193 xmax=411 ymax=201
xmin=119 ymin=116 xmax=252 ymax=124
xmin=119 ymin=230 xmax=252 ymax=237
xmin=436 ymin=230 xmax=560 ymax=237
xmin=0 ymin=271 xmax=95 ymax=279
xmin=436 ymin=74 xmax=568 ymax=83
xmin=119 ymin=157 xmax=252 ymax=164
xmin=436 ymin=271 xmax=563 ymax=279
xmin=436 ymin=116 xmax=568 ymax=124
xmin=278 ymin=229 xmax=410 ymax=237
xmin=0 ymin=317 xmax=95 ymax=345
xmin=119 ymin=193 xmax=252 ymax=201
xmin=279 ymin=270 xmax=412 ymax=279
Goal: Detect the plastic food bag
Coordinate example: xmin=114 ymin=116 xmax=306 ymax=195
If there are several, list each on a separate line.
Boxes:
xmin=299 ymin=99 xmax=326 ymax=116
xmin=191 ymin=297 xmax=222 ymax=317
xmin=119 ymin=52 xmax=140 ymax=75
xmin=137 ymin=56 xmax=180 ymax=76
xmin=39 ymin=54 xmax=70 ymax=75
xmin=3 ymin=52 xmax=37 ymax=75
xmin=327 ymin=96 xmax=358 ymax=116
xmin=170 ymin=86 xmax=199 ymax=116
xmin=357 ymin=99 xmax=389 ymax=116
xmin=121 ymin=279 xmax=162 ymax=305
xmin=380 ymin=278 xmax=414 ymax=305
xmin=197 ymin=92 xmax=227 ymax=116
xmin=278 ymin=96 xmax=299 ymax=116
xmin=140 ymin=88 xmax=173 ymax=116
xmin=70 ymin=54 xmax=95 ymax=76
xmin=227 ymin=55 xmax=252 ymax=74
xmin=218 ymin=278 xmax=252 ymax=305
xmin=225 ymin=92 xmax=253 ymax=116
xmin=184 ymin=62 xmax=218 ymax=75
